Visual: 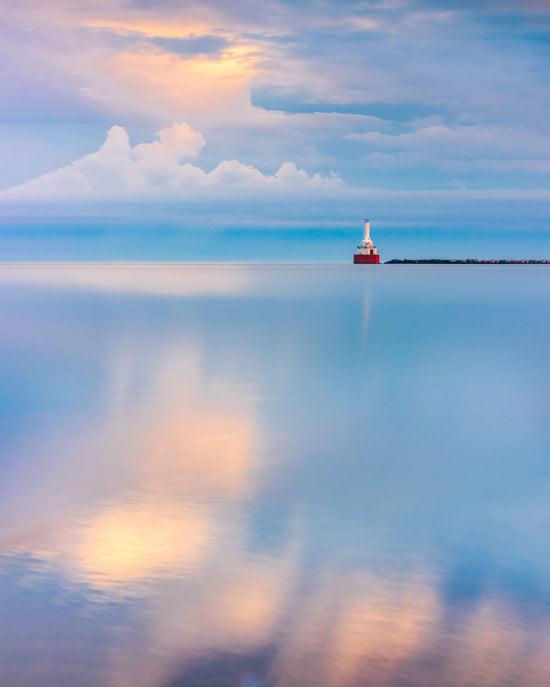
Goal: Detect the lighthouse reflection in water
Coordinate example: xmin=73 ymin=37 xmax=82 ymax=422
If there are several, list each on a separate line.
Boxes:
xmin=1 ymin=264 xmax=550 ymax=687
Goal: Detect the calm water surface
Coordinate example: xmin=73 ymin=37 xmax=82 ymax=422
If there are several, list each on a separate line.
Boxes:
xmin=0 ymin=264 xmax=549 ymax=687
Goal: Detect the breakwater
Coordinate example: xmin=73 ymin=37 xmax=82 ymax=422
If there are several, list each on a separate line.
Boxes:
xmin=385 ymin=259 xmax=550 ymax=264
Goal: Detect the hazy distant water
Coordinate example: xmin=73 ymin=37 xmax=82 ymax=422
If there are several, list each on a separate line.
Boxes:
xmin=1 ymin=264 xmax=549 ymax=687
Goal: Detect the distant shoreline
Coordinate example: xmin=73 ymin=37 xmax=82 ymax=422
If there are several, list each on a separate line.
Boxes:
xmin=385 ymin=259 xmax=550 ymax=264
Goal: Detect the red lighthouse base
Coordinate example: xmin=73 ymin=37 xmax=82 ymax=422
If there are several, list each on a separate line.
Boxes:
xmin=354 ymin=254 xmax=380 ymax=264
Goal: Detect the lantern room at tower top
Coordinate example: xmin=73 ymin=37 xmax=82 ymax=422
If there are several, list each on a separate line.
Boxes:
xmin=354 ymin=219 xmax=380 ymax=264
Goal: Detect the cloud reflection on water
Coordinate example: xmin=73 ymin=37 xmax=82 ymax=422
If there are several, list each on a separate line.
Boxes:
xmin=0 ymin=262 xmax=250 ymax=296
xmin=2 ymin=340 xmax=259 ymax=593
xmin=0 ymin=265 xmax=550 ymax=687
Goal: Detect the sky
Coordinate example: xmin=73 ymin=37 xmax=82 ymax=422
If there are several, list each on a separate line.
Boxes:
xmin=1 ymin=0 xmax=550 ymax=260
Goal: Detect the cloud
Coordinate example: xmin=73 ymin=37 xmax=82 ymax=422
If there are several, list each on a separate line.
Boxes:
xmin=133 ymin=120 xmax=205 ymax=159
xmin=0 ymin=121 xmax=343 ymax=201
xmin=2 ymin=0 xmax=550 ymax=200
xmin=0 ymin=0 xmax=549 ymax=200
xmin=150 ymin=34 xmax=228 ymax=57
xmin=352 ymin=124 xmax=550 ymax=172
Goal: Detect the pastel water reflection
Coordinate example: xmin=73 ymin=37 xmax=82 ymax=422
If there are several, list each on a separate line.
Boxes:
xmin=0 ymin=264 xmax=549 ymax=687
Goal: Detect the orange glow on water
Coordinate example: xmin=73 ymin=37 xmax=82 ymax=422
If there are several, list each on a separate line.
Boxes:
xmin=143 ymin=402 xmax=256 ymax=496
xmin=72 ymin=501 xmax=214 ymax=588
xmin=67 ymin=371 xmax=258 ymax=589
xmin=270 ymin=570 xmax=439 ymax=686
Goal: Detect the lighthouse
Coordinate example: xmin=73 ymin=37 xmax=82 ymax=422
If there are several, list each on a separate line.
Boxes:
xmin=354 ymin=219 xmax=380 ymax=264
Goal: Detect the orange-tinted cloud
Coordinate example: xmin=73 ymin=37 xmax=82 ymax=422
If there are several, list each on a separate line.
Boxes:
xmin=70 ymin=17 xmax=215 ymax=39
xmin=102 ymin=45 xmax=259 ymax=120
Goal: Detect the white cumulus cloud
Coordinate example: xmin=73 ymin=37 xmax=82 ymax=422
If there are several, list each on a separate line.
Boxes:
xmin=0 ymin=121 xmax=343 ymax=201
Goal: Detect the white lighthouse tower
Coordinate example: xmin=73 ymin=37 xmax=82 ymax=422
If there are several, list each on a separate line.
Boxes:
xmin=354 ymin=219 xmax=380 ymax=264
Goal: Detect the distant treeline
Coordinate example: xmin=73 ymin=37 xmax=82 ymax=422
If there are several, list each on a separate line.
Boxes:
xmin=384 ymin=259 xmax=550 ymax=264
